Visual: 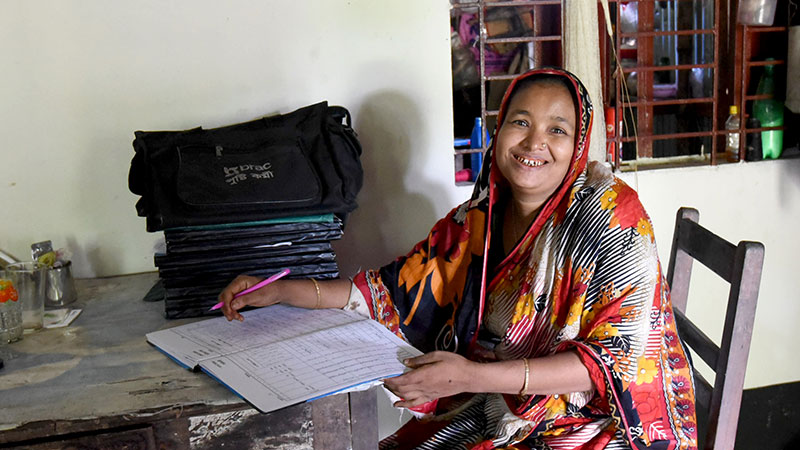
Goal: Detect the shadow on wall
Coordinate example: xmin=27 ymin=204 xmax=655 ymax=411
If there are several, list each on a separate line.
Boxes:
xmin=75 ymin=132 xmax=130 ymax=277
xmin=334 ymin=90 xmax=441 ymax=277
xmin=778 ymin=157 xmax=800 ymax=206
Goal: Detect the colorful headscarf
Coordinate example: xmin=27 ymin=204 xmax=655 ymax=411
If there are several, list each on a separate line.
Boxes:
xmin=354 ymin=68 xmax=697 ymax=449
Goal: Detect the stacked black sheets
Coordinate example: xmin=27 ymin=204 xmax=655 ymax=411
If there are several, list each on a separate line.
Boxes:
xmin=153 ymin=215 xmax=343 ymax=318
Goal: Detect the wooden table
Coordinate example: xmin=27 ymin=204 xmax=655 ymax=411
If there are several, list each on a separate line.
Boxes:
xmin=0 ymin=273 xmax=377 ymax=449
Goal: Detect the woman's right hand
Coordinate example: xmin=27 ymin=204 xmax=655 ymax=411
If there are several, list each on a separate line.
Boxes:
xmin=219 ymin=275 xmax=281 ymax=322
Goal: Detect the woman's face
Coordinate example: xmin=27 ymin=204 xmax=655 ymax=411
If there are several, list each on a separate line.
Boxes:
xmin=494 ymin=82 xmax=577 ymax=207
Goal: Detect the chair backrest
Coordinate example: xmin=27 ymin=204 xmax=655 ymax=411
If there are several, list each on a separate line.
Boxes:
xmin=666 ymin=207 xmax=764 ymax=450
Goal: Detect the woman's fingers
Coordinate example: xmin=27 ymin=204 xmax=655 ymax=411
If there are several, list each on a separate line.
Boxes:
xmin=383 ymin=374 xmax=418 ymax=398
xmin=383 ymin=378 xmax=426 ymax=407
xmin=383 ymin=351 xmax=476 ymax=409
xmin=392 ymin=392 xmax=428 ymax=408
xmin=402 ymin=350 xmax=448 ymax=368
xmin=383 ymin=366 xmax=438 ymax=400
xmin=402 ymin=354 xmax=433 ymax=369
xmin=219 ymin=275 xmax=262 ymax=321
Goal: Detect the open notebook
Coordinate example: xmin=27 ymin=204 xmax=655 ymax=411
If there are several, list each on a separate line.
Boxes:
xmin=146 ymin=304 xmax=421 ymax=413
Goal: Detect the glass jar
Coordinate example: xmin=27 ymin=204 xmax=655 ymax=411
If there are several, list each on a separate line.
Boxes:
xmin=5 ymin=262 xmax=46 ymax=330
xmin=0 ymin=277 xmax=23 ymax=344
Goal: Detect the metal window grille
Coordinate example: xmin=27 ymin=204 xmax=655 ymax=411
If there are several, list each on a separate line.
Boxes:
xmin=603 ymin=0 xmax=791 ymax=169
xmin=602 ymin=0 xmax=724 ymax=169
xmin=451 ymin=0 xmax=563 ymax=183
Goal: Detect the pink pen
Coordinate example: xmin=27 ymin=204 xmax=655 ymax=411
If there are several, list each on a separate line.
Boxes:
xmin=209 ymin=268 xmax=291 ymax=311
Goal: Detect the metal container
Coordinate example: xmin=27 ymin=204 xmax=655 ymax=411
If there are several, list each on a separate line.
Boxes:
xmin=737 ymin=0 xmax=778 ymax=26
xmin=46 ymin=261 xmax=77 ymax=307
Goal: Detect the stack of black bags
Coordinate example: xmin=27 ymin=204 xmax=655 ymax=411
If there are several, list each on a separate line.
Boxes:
xmin=154 ymin=216 xmax=344 ymax=318
xmin=128 ymin=102 xmax=363 ymax=318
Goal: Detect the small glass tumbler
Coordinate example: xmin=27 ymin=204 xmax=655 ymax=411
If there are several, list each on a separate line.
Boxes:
xmin=5 ymin=262 xmax=46 ymax=330
xmin=0 ymin=276 xmax=23 ymax=344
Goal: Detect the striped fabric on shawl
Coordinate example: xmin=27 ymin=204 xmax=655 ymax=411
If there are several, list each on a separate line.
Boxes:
xmin=353 ymin=68 xmax=698 ymax=450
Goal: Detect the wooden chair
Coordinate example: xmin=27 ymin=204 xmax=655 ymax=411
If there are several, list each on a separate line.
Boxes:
xmin=666 ymin=207 xmax=764 ymax=450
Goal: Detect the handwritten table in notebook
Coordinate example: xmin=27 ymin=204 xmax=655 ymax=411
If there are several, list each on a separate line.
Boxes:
xmin=0 ymin=272 xmax=378 ymax=450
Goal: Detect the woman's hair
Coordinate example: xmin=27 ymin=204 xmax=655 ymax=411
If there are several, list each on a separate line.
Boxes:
xmin=501 ymin=73 xmax=580 ymax=127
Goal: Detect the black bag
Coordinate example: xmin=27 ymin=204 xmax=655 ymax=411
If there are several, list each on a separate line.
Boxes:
xmin=128 ymin=102 xmax=363 ymax=231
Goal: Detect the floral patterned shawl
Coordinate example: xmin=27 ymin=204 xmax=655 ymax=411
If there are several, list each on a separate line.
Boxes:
xmin=353 ymin=68 xmax=698 ymax=449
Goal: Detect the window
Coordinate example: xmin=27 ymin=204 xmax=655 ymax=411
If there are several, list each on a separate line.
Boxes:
xmin=600 ymin=0 xmax=792 ymax=170
xmin=450 ymin=0 xmax=563 ymax=184
xmin=449 ymin=0 xmax=794 ymax=178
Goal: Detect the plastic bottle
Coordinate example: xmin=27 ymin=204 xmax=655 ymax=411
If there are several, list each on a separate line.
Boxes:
xmin=753 ymin=60 xmax=784 ymax=159
xmin=470 ymin=117 xmax=489 ymax=181
xmin=725 ymin=105 xmax=741 ymax=162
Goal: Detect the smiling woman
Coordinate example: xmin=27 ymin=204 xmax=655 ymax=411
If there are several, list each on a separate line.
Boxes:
xmin=494 ymin=76 xmax=578 ymax=249
xmin=219 ymin=68 xmax=699 ymax=449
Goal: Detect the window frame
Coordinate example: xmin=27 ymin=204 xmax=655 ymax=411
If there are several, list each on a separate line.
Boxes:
xmin=450 ymin=0 xmax=792 ymax=177
xmin=451 ymin=0 xmax=564 ymax=184
xmin=600 ymin=0 xmax=790 ymax=171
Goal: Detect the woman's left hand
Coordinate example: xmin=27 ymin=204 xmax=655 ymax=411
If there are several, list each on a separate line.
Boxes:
xmin=383 ymin=351 xmax=478 ymax=408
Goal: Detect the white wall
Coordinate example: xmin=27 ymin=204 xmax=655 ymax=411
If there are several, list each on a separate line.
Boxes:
xmin=0 ymin=0 xmax=470 ymax=278
xmin=618 ymin=159 xmax=800 ymax=388
xmin=1 ymin=1 xmax=796 ymax=391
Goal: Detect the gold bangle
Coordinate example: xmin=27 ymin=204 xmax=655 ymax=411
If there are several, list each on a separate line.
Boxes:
xmin=311 ymin=278 xmax=321 ymax=309
xmin=519 ymin=358 xmax=530 ymax=396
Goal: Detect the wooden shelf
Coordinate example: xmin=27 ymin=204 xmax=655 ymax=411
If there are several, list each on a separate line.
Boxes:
xmin=733 ymin=22 xmax=789 ymax=161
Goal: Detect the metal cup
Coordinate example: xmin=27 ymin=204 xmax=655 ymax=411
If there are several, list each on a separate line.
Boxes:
xmin=46 ymin=261 xmax=78 ymax=307
xmin=737 ymin=0 xmax=778 ymax=26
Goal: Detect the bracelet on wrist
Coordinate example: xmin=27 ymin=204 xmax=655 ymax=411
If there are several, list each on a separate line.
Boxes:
xmin=519 ymin=358 xmax=530 ymax=396
xmin=310 ymin=278 xmax=321 ymax=309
